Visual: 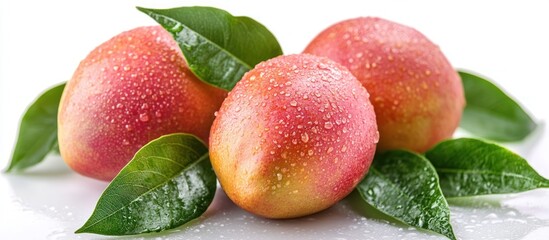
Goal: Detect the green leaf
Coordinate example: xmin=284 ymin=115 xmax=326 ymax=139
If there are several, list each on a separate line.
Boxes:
xmin=76 ymin=133 xmax=216 ymax=235
xmin=356 ymin=150 xmax=456 ymax=240
xmin=6 ymin=83 xmax=65 ymax=172
xmin=138 ymin=6 xmax=283 ymax=90
xmin=458 ymin=70 xmax=536 ymax=141
xmin=425 ymin=138 xmax=549 ymax=198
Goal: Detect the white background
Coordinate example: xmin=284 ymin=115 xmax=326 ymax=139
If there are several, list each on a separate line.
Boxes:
xmin=1 ymin=0 xmax=549 ymax=239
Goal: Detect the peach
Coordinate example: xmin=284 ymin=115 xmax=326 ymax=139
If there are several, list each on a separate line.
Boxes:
xmin=58 ymin=26 xmax=226 ymax=181
xmin=304 ymin=17 xmax=465 ymax=152
xmin=209 ymin=54 xmax=378 ymax=218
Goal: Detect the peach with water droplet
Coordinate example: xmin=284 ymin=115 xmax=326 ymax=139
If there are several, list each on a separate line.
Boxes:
xmin=304 ymin=17 xmax=465 ymax=152
xmin=58 ymin=26 xmax=226 ymax=181
xmin=209 ymin=54 xmax=378 ymax=218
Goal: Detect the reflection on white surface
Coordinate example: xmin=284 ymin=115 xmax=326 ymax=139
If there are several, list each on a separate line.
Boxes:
xmin=1 ymin=154 xmax=548 ymax=240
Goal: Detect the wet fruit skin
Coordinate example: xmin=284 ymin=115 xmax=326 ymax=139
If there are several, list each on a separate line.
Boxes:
xmin=209 ymin=54 xmax=379 ymax=219
xmin=58 ymin=26 xmax=226 ymax=181
xmin=304 ymin=17 xmax=465 ymax=152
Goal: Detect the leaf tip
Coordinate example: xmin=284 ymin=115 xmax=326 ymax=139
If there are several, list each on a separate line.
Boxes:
xmin=5 ymin=158 xmax=18 ymax=173
xmin=446 ymin=232 xmax=457 ymax=240
xmin=542 ymin=178 xmax=549 ymax=188
xmin=135 ymin=6 xmax=151 ymax=15
xmin=74 ymin=226 xmax=86 ymax=234
xmin=75 ymin=219 xmax=94 ymax=234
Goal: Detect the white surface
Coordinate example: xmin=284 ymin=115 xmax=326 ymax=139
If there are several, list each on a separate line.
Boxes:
xmin=1 ymin=0 xmax=549 ymax=239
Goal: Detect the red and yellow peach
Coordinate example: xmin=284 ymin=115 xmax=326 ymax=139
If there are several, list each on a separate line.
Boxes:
xmin=209 ymin=54 xmax=378 ymax=218
xmin=304 ymin=17 xmax=465 ymax=152
xmin=58 ymin=26 xmax=226 ymax=181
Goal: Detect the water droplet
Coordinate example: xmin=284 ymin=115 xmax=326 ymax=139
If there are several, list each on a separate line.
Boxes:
xmin=113 ymin=66 xmax=119 ymax=71
xmin=324 ymin=121 xmax=333 ymax=129
xmin=139 ymin=113 xmax=150 ymax=122
xmin=290 ymin=100 xmax=298 ymax=107
xmin=301 ymin=133 xmax=309 ymax=143
xmin=145 ymin=88 xmax=152 ymax=95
